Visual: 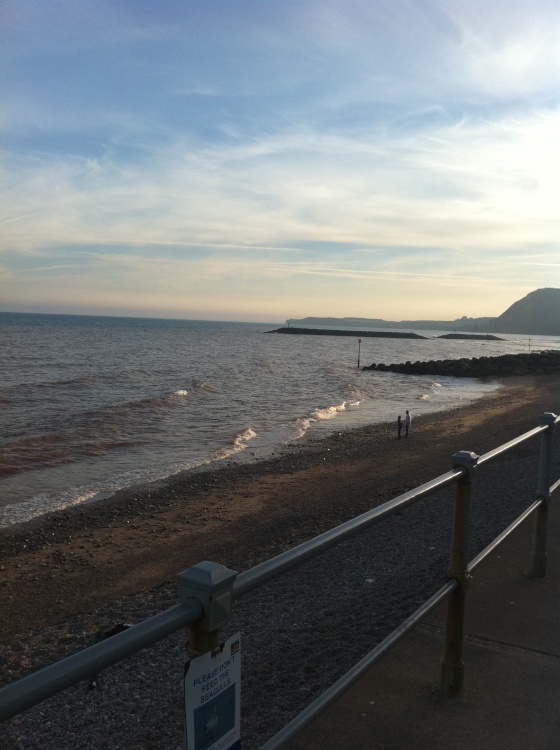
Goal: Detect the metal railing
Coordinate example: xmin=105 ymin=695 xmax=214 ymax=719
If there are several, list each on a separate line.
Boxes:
xmin=0 ymin=412 xmax=558 ymax=749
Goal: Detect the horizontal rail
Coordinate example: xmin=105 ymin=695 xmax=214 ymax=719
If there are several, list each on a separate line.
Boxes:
xmin=477 ymin=425 xmax=546 ymax=466
xmin=0 ymin=599 xmax=203 ymax=722
xmin=261 ymin=487 xmax=551 ymax=750
xmin=259 ymin=580 xmax=457 ymax=750
xmin=234 ymin=469 xmax=462 ymax=598
xmin=467 ymin=500 xmax=542 ymax=573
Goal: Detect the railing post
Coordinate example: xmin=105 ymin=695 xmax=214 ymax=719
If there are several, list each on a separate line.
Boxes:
xmin=440 ymin=450 xmax=478 ymax=697
xmin=177 ymin=561 xmax=238 ymax=657
xmin=529 ymin=413 xmax=557 ymax=578
xmin=177 ymin=562 xmax=237 ymax=750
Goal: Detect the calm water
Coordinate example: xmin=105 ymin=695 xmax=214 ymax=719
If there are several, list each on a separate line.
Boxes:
xmin=1 ymin=312 xmax=557 ymax=527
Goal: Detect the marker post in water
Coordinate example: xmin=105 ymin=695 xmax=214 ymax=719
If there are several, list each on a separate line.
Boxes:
xmin=357 ymin=338 xmax=361 ymax=368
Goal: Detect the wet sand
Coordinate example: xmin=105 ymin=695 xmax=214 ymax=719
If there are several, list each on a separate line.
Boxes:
xmin=1 ymin=375 xmax=558 ymax=645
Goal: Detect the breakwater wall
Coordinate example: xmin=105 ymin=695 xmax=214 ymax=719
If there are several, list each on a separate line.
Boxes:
xmin=269 ymin=327 xmax=426 ymax=339
xmin=363 ymin=350 xmax=560 ymax=378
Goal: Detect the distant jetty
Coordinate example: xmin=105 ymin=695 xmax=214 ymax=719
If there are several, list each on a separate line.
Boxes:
xmin=438 ymin=333 xmax=503 ymax=341
xmin=268 ymin=327 xmax=427 ymax=339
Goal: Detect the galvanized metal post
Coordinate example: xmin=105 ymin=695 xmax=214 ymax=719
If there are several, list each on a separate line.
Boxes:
xmin=440 ymin=450 xmax=478 ymax=697
xmin=177 ymin=562 xmax=237 ymax=750
xmin=529 ymin=413 xmax=557 ymax=578
xmin=177 ymin=561 xmax=238 ymax=657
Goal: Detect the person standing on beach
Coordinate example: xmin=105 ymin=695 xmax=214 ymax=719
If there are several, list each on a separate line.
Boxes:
xmin=397 ymin=415 xmax=403 ymax=440
xmin=404 ymin=410 xmax=411 ymax=437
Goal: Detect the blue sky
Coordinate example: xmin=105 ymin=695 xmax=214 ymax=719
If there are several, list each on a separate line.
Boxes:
xmin=2 ymin=0 xmax=559 ymax=323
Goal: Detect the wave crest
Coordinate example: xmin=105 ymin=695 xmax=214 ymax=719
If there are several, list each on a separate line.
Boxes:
xmin=233 ymin=427 xmax=257 ymax=448
xmin=311 ymin=402 xmax=347 ymax=421
xmin=292 ymin=401 xmax=350 ymax=439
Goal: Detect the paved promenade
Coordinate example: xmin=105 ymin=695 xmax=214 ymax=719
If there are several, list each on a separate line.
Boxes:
xmin=287 ymin=496 xmax=560 ymax=750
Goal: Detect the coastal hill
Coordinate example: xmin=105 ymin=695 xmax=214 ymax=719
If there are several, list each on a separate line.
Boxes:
xmin=286 ymin=288 xmax=560 ymax=337
xmin=489 ymin=288 xmax=560 ymax=336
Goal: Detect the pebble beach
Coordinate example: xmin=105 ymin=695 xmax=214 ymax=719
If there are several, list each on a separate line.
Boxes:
xmin=1 ymin=375 xmax=559 ymax=749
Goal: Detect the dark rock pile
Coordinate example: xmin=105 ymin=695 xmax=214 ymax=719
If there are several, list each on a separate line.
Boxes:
xmin=363 ymin=350 xmax=560 ymax=378
xmin=437 ymin=333 xmax=502 ymax=341
xmin=269 ymin=327 xmax=426 ymax=339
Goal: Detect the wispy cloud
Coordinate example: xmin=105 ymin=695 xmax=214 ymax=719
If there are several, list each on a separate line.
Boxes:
xmin=3 ymin=109 xmax=558 ymax=249
xmin=1 ymin=0 xmax=560 ymax=321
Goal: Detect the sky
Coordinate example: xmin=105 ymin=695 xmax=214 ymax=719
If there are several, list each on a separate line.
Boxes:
xmin=1 ymin=1 xmax=560 ymax=323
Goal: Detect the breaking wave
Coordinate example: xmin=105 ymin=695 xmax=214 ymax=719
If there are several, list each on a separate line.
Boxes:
xmin=311 ymin=401 xmax=347 ymax=421
xmin=0 ymin=426 xmax=259 ymax=527
xmin=292 ymin=401 xmax=351 ymax=439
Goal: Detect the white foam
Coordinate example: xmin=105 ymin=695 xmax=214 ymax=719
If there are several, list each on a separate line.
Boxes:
xmin=209 ymin=427 xmax=258 ymax=462
xmin=174 ymin=389 xmax=188 ymax=396
xmin=311 ymin=402 xmax=347 ymax=421
xmin=0 ymin=489 xmax=100 ymax=528
xmin=233 ymin=427 xmax=257 ymax=448
xmin=294 ymin=416 xmax=313 ymax=438
xmin=289 ymin=401 xmax=352 ymax=441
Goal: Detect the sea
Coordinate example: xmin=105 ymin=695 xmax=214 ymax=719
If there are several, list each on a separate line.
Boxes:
xmin=1 ymin=311 xmax=558 ymax=528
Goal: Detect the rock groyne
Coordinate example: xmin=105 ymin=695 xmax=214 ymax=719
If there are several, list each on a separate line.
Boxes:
xmin=269 ymin=327 xmax=427 ymax=339
xmin=363 ymin=350 xmax=560 ymax=378
xmin=437 ymin=333 xmax=502 ymax=341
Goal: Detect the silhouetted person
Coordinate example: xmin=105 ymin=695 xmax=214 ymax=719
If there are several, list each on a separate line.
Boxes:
xmin=397 ymin=415 xmax=403 ymax=440
xmin=404 ymin=410 xmax=411 ymax=437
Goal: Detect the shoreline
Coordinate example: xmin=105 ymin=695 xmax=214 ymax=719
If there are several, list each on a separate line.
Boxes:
xmin=1 ymin=375 xmax=558 ymax=641
xmin=2 ymin=374 xmax=559 ymax=749
xmin=0 ymin=376 xmax=501 ymax=540
xmin=0 ymin=369 xmax=497 ymax=531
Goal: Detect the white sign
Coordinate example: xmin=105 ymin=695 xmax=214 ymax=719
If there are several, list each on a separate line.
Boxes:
xmin=184 ymin=633 xmax=241 ymax=750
